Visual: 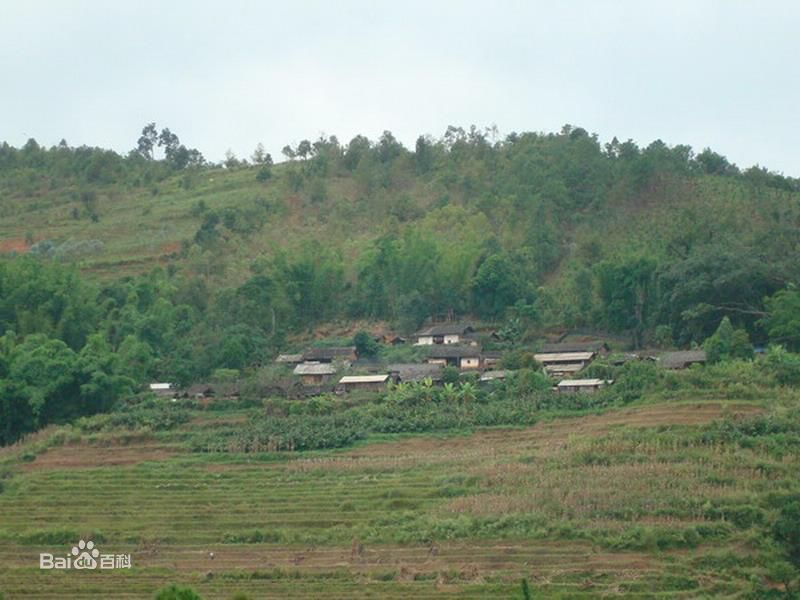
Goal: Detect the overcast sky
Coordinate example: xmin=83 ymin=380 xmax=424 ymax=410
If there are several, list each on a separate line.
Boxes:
xmin=2 ymin=1 xmax=798 ymax=174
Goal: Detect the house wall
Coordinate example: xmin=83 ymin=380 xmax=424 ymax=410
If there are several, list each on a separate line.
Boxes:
xmin=460 ymin=357 xmax=480 ymax=369
xmin=302 ymin=374 xmax=327 ymax=385
xmin=427 ymin=358 xmax=448 ymax=366
xmin=443 ymin=334 xmax=460 ymax=344
xmin=416 ymin=336 xmax=434 ymax=346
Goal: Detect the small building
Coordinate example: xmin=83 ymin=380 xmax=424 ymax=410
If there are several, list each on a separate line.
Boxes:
xmin=384 ymin=335 xmax=407 ymax=345
xmin=482 ymin=350 xmax=503 ymax=370
xmin=479 ymin=369 xmax=510 ymax=383
xmin=302 ymin=346 xmax=358 ymax=364
xmin=425 ymin=345 xmax=482 ymax=370
xmin=293 ymin=362 xmax=337 ymax=385
xmin=336 ymin=374 xmax=392 ymax=393
xmin=534 ymin=351 xmax=595 ymax=376
xmin=149 ymin=383 xmax=176 ymax=397
xmin=185 ymin=383 xmax=215 ymax=399
xmin=540 ymin=341 xmax=610 ymax=356
xmin=658 ymin=350 xmax=707 ymax=370
xmin=275 ymin=353 xmax=304 ymax=365
xmin=414 ymin=323 xmax=475 ymax=346
xmin=556 ymin=378 xmax=610 ymax=393
xmin=387 ymin=363 xmax=443 ymax=384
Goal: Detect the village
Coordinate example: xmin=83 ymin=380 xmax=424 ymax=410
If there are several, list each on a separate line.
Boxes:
xmin=149 ymin=321 xmax=709 ymax=401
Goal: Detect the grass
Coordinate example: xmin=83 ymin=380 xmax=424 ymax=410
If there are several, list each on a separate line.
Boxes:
xmin=0 ymin=389 xmax=795 ymax=598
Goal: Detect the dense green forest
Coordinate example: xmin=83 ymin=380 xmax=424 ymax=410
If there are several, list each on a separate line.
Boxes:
xmin=2 ymin=124 xmax=800 ymax=445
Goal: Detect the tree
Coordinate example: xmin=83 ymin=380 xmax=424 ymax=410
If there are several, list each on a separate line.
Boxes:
xmin=136 ymin=123 xmax=158 ymax=160
xmin=471 ymin=254 xmax=524 ymax=318
xmin=251 ymin=143 xmax=267 ymax=165
xmin=353 ymin=331 xmax=379 ymax=357
xmin=703 ymin=317 xmax=753 ymax=363
xmin=763 ymin=289 xmax=800 ymax=351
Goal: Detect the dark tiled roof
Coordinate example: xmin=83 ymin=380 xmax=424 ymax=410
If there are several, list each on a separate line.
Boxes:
xmin=387 ymin=363 xmax=443 ymax=382
xmin=416 ymin=323 xmax=475 ymax=336
xmin=659 ymin=350 xmax=707 ymax=369
xmin=302 ymin=346 xmax=357 ymax=361
xmin=540 ymin=341 xmax=609 ymax=354
xmin=427 ymin=345 xmax=482 ymax=358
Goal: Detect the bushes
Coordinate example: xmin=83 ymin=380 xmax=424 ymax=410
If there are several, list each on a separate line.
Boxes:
xmin=76 ymin=400 xmax=191 ymax=433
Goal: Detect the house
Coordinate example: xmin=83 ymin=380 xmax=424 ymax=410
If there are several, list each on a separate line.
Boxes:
xmin=185 ymin=383 xmax=215 ymax=399
xmin=275 ymin=353 xmax=304 ymax=365
xmin=302 ymin=346 xmax=358 ymax=364
xmin=425 ymin=345 xmax=482 ymax=370
xmin=479 ymin=369 xmax=510 ymax=383
xmin=384 ymin=335 xmax=407 ymax=345
xmin=414 ymin=323 xmax=475 ymax=346
xmin=540 ymin=341 xmax=610 ymax=356
xmin=387 ymin=363 xmax=443 ymax=384
xmin=482 ymin=350 xmax=503 ymax=370
xmin=533 ymin=351 xmax=595 ymax=376
xmin=556 ymin=378 xmax=610 ymax=393
xmin=149 ymin=383 xmax=176 ymax=397
xmin=658 ymin=350 xmax=707 ymax=369
xmin=336 ymin=374 xmax=393 ymax=393
xmin=293 ymin=362 xmax=337 ymax=385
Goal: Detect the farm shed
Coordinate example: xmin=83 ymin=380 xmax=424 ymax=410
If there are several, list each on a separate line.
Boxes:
xmin=336 ymin=374 xmax=392 ymax=393
xmin=658 ymin=350 xmax=707 ymax=369
xmin=425 ymin=345 xmax=482 ymax=370
xmin=149 ymin=383 xmax=176 ymax=397
xmin=293 ymin=362 xmax=337 ymax=385
xmin=414 ymin=323 xmax=475 ymax=346
xmin=556 ymin=378 xmax=610 ymax=393
xmin=533 ymin=351 xmax=595 ymax=376
xmin=482 ymin=350 xmax=503 ymax=369
xmin=479 ymin=370 xmax=510 ymax=383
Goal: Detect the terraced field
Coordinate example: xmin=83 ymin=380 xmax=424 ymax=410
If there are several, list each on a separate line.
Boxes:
xmin=0 ymin=400 xmax=792 ymax=598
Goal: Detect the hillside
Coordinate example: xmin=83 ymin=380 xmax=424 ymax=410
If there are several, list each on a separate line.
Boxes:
xmin=0 ymin=362 xmax=798 ymax=598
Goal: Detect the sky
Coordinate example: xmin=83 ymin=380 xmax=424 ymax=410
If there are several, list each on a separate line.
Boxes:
xmin=2 ymin=0 xmax=799 ymax=174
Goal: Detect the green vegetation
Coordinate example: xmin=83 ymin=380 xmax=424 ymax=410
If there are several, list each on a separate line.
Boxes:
xmin=2 ymin=125 xmax=800 ymax=596
xmin=0 ymin=364 xmax=799 ymax=597
xmin=2 ymin=124 xmax=800 ymax=445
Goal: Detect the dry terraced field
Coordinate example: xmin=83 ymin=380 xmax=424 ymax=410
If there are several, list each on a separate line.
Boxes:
xmin=0 ymin=400 xmax=789 ymax=599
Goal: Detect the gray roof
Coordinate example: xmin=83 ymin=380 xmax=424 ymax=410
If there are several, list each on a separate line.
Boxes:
xmin=275 ymin=353 xmax=304 ymax=363
xmin=658 ymin=350 xmax=707 ymax=369
xmin=427 ymin=344 xmax=482 ymax=358
xmin=302 ymin=346 xmax=357 ymax=361
xmin=540 ymin=341 xmax=609 ymax=354
xmin=416 ymin=323 xmax=475 ymax=336
xmin=387 ymin=363 xmax=443 ymax=382
xmin=293 ymin=363 xmax=337 ymax=375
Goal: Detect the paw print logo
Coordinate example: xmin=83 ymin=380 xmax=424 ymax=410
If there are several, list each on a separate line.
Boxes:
xmin=71 ymin=539 xmax=99 ymax=569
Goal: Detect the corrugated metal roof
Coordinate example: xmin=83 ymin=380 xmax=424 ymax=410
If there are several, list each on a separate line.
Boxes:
xmin=338 ymin=374 xmax=389 ymax=384
xmin=149 ymin=383 xmax=173 ymax=390
xmin=534 ymin=352 xmax=594 ymax=362
xmin=557 ymin=379 xmax=607 ymax=387
xmin=480 ymin=370 xmax=510 ymax=381
xmin=293 ymin=363 xmax=337 ymax=375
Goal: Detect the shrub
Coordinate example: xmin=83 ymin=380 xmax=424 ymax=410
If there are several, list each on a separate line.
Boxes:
xmin=154 ymin=585 xmax=203 ymax=600
xmin=774 ymin=501 xmax=800 ymax=566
